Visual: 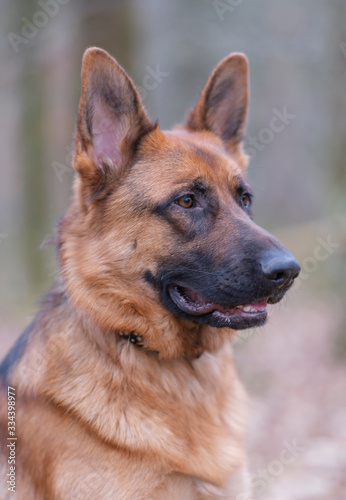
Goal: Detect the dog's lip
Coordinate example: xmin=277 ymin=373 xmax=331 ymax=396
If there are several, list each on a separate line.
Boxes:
xmin=168 ymin=284 xmax=268 ymax=319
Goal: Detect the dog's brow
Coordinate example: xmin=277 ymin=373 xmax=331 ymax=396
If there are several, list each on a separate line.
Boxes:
xmin=170 ymin=179 xmax=208 ymax=193
xmin=231 ymin=175 xmax=251 ymax=194
xmin=188 ymin=180 xmax=208 ymax=193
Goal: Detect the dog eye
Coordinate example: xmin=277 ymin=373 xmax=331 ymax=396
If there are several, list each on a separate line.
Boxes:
xmin=176 ymin=194 xmax=196 ymax=209
xmin=241 ymin=193 xmax=252 ymax=209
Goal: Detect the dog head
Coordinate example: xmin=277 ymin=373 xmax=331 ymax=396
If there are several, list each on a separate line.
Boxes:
xmin=58 ymin=48 xmax=300 ymax=357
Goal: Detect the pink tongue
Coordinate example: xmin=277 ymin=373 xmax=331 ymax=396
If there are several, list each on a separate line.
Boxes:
xmin=246 ymin=299 xmax=268 ymax=310
xmin=188 ymin=289 xmax=211 ymax=307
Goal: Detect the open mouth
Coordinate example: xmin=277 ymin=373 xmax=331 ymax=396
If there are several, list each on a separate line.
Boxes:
xmin=168 ymin=284 xmax=268 ymax=329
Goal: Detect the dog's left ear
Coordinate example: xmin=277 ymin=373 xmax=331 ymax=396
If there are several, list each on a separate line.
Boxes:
xmin=185 ymin=53 xmax=249 ymax=155
xmin=74 ymin=47 xmax=154 ymax=199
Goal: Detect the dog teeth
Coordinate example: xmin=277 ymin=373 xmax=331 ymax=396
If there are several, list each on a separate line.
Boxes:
xmin=236 ymin=305 xmax=265 ymax=313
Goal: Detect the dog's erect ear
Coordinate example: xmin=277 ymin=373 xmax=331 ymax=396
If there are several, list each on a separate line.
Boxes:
xmin=185 ymin=53 xmax=249 ymax=154
xmin=74 ymin=48 xmax=154 ymax=190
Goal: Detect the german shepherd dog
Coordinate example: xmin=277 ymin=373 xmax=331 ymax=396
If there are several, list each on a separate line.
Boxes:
xmin=0 ymin=48 xmax=300 ymax=499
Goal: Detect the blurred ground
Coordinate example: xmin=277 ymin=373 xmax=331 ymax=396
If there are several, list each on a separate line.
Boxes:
xmin=235 ymin=292 xmax=346 ymax=499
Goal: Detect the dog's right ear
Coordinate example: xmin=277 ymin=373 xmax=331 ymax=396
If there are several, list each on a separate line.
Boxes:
xmin=185 ymin=53 xmax=249 ymax=156
xmin=74 ymin=48 xmax=154 ymax=199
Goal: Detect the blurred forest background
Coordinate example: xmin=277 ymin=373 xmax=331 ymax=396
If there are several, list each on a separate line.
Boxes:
xmin=1 ymin=0 xmax=346 ymax=498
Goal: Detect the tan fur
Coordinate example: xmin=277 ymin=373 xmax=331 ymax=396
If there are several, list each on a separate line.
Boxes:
xmin=0 ymin=48 xmax=256 ymax=499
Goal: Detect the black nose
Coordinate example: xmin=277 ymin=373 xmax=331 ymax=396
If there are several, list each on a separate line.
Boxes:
xmin=261 ymin=251 xmax=300 ymax=289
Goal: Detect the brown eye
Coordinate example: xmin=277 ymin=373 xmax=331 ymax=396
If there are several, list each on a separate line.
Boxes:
xmin=176 ymin=194 xmax=196 ymax=209
xmin=241 ymin=193 xmax=251 ymax=208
